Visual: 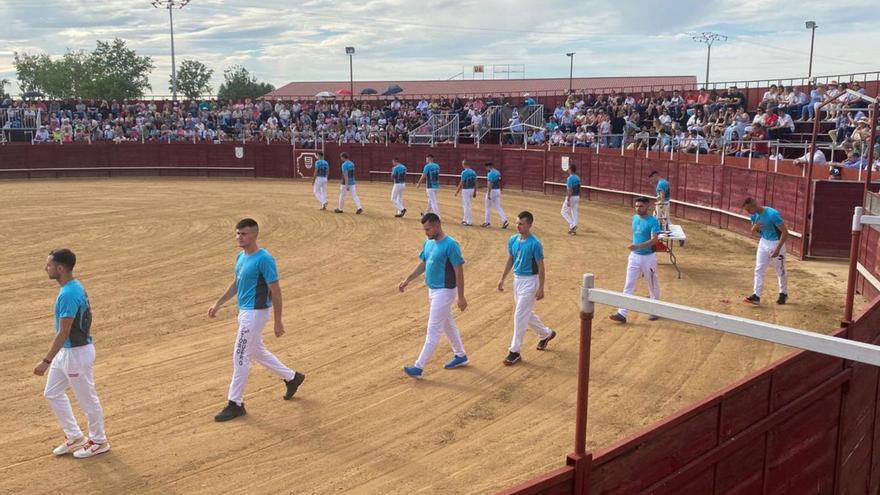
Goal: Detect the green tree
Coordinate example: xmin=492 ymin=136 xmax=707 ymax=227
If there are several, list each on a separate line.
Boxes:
xmin=14 ymin=39 xmax=153 ymax=99
xmin=171 ymin=59 xmax=214 ymax=99
xmin=217 ymin=65 xmax=275 ymax=100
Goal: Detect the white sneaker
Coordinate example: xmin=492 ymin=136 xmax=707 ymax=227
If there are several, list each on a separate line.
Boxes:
xmin=73 ymin=440 xmax=111 ymax=458
xmin=53 ymin=436 xmax=88 ymax=455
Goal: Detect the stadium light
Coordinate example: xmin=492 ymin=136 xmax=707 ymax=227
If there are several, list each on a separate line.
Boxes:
xmin=152 ymin=0 xmax=191 ymax=102
xmin=692 ymin=32 xmax=727 ymax=87
xmin=805 ymin=21 xmax=818 ymax=80
xmin=345 ymin=47 xmax=355 ymax=102
xmin=566 ymin=53 xmax=575 ymax=94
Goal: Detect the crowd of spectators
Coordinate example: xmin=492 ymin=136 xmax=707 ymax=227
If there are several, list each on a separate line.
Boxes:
xmin=1 ymin=84 xmax=877 ymax=169
xmin=0 ymin=96 xmax=503 ymax=146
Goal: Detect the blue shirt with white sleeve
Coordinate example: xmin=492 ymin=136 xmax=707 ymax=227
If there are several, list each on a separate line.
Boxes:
xmin=55 ymin=279 xmax=93 ymax=348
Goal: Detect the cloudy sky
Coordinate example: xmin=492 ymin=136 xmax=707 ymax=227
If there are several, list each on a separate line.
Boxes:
xmin=1 ymin=0 xmax=878 ymax=96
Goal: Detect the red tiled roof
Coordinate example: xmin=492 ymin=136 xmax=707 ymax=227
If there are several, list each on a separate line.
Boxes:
xmin=266 ymin=76 xmax=697 ymax=98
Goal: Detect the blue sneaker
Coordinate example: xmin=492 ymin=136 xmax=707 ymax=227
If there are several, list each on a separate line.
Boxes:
xmin=403 ymin=365 xmax=423 ymax=379
xmin=444 ymin=354 xmax=469 ymax=369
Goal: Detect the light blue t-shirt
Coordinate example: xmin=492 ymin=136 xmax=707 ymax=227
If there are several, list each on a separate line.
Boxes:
xmin=314 ymin=159 xmax=329 ymax=178
xmin=508 ymin=234 xmax=544 ymax=276
xmin=487 ymin=169 xmax=502 ymax=190
xmin=566 ymin=174 xmax=581 ymax=196
xmin=392 ymin=164 xmax=407 ymax=184
xmin=418 ymin=235 xmax=464 ymax=289
xmin=656 ymin=178 xmax=670 ymax=202
xmin=55 ymin=279 xmax=92 ymax=348
xmin=235 ymin=249 xmax=278 ymax=310
xmin=341 ymin=160 xmax=356 ymax=185
xmin=750 ymin=207 xmax=785 ymax=241
xmin=461 ymin=168 xmax=477 ymax=189
xmin=632 ymin=214 xmax=661 ymax=255
xmin=423 ymin=163 xmax=441 ymax=189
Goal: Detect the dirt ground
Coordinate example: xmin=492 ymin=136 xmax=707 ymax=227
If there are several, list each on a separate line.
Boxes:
xmin=0 ymin=178 xmax=860 ymax=494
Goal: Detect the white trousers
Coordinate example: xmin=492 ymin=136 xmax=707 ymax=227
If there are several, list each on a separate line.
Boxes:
xmin=338 ymin=184 xmax=363 ymax=211
xmin=391 ymin=183 xmax=406 ymax=212
xmin=619 ymin=252 xmax=660 ymax=317
xmin=313 ymin=177 xmax=328 ymax=205
xmin=655 ymin=201 xmax=670 ymax=230
xmin=43 ymin=344 xmax=106 ymax=443
xmin=509 ymin=275 xmax=553 ymax=353
xmin=754 ymin=238 xmax=788 ymax=296
xmin=415 ymin=288 xmax=466 ymax=369
xmin=228 ymin=309 xmax=296 ymax=405
xmin=461 ymin=189 xmax=475 ymax=224
xmin=484 ymin=189 xmax=508 ymax=224
xmin=561 ymin=196 xmax=580 ymax=229
xmin=425 ymin=188 xmax=440 ymax=216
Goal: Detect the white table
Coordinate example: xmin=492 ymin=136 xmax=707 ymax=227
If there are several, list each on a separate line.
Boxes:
xmin=658 ymin=224 xmax=686 ymax=279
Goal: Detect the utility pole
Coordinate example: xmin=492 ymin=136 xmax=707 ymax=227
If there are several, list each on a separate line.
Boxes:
xmin=566 ymin=52 xmax=575 ymax=94
xmin=692 ymin=32 xmax=727 ymax=87
xmin=152 ymin=0 xmax=191 ymax=102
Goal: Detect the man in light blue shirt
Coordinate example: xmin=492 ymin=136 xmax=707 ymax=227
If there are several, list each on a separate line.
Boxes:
xmin=399 ymin=213 xmax=469 ymax=378
xmin=36 ymin=249 xmax=110 ymax=458
xmin=482 ymin=162 xmax=509 ymax=229
xmin=649 ymin=170 xmax=671 ymax=231
xmin=312 ymin=151 xmax=330 ymax=210
xmin=497 ymin=211 xmax=556 ymax=365
xmin=609 ymin=197 xmax=662 ymax=324
xmin=742 ymin=198 xmax=789 ymax=305
xmin=454 ymin=159 xmax=478 ymax=226
xmin=335 ymin=152 xmax=363 ymax=214
xmin=208 ymin=218 xmax=305 ymax=421
xmin=391 ymin=158 xmax=408 ymax=217
xmin=562 ymin=164 xmax=582 ymax=234
xmin=416 ymin=154 xmax=442 ymax=217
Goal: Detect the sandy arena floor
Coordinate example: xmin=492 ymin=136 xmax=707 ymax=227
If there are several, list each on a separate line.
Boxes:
xmin=0 ymin=178 xmax=859 ymax=494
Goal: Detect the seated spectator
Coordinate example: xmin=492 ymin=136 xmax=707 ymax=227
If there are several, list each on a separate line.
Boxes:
xmin=33 ymin=125 xmax=50 ymax=143
xmin=799 ymin=83 xmax=825 ymax=121
xmin=829 ymin=112 xmax=855 ymax=145
xmin=842 ymin=150 xmax=867 ymax=169
xmin=683 ymin=129 xmax=708 ymax=154
xmin=793 ymin=148 xmax=828 ymax=166
xmin=767 ymin=108 xmax=794 ymax=140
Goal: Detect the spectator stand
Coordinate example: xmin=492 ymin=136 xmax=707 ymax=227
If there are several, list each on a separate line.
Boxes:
xmin=1 ymin=107 xmax=41 ymax=142
xmin=408 ymin=112 xmax=460 ymax=147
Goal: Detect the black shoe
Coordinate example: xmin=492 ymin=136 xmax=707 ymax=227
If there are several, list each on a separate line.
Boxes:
xmin=334 ymin=209 xmax=344 ymax=213
xmin=400 ymin=208 xmax=406 ymax=217
xmin=536 ymin=330 xmax=556 ymax=351
xmin=501 ymin=220 xmax=509 ymax=229
xmin=504 ymin=351 xmax=521 ymax=366
xmin=214 ymin=400 xmax=246 ymax=422
xmin=744 ymin=294 xmax=761 ymax=305
xmin=356 ymin=208 xmax=363 ymax=215
xmin=321 ymin=203 xmax=327 ymax=210
xmin=481 ymin=222 xmax=491 ymax=228
xmin=776 ymin=293 xmax=788 ymax=305
xmin=394 ymin=212 xmax=404 ymax=218
xmin=609 ymin=312 xmax=627 ymax=323
xmin=283 ymin=372 xmax=306 ymax=400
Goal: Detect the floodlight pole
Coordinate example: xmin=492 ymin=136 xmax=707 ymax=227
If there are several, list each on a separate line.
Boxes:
xmin=566 ymin=53 xmax=575 ymax=94
xmin=692 ymin=32 xmax=727 ymax=87
xmin=152 ymin=0 xmax=190 ymax=102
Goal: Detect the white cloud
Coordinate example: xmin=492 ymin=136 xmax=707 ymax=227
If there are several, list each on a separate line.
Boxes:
xmin=0 ymin=0 xmax=878 ymax=96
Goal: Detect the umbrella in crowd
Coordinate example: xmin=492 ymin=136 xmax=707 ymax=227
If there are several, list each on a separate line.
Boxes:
xmin=381 ymin=84 xmax=403 ymax=96
xmin=315 ymin=91 xmax=334 ymax=98
xmin=360 ymin=88 xmax=378 ymax=95
xmin=336 ymin=89 xmax=352 ymax=96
